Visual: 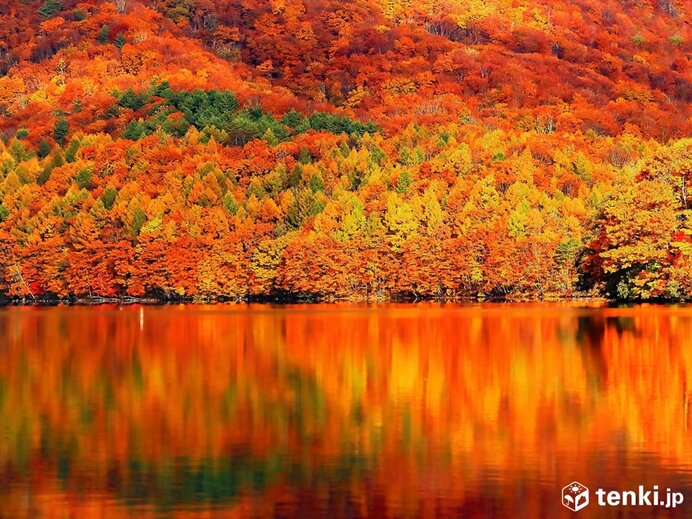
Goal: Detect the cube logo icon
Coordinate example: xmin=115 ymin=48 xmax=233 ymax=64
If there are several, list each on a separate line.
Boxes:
xmin=562 ymin=482 xmax=589 ymax=511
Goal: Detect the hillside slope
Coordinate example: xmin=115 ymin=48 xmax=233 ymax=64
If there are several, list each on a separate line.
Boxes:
xmin=0 ymin=0 xmax=689 ymax=301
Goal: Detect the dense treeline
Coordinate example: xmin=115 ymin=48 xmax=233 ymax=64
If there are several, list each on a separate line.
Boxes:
xmin=0 ymin=0 xmax=689 ymax=301
xmin=1 ymin=107 xmax=689 ymax=301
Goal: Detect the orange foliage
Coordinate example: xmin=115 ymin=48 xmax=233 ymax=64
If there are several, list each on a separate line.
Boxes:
xmin=0 ymin=0 xmax=689 ymax=301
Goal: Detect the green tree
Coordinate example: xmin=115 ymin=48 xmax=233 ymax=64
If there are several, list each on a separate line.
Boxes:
xmin=222 ymin=192 xmax=238 ymax=215
xmin=0 ymin=203 xmax=9 ymax=222
xmin=53 ymin=117 xmax=69 ymax=146
xmin=37 ymin=152 xmax=64 ymax=185
xmin=114 ymin=33 xmax=126 ymax=50
xmin=396 ymin=170 xmax=412 ymax=194
xmin=97 ymin=25 xmax=110 ymax=44
xmin=166 ymin=89 xmax=239 ymax=130
xmin=298 ymin=147 xmax=312 ymax=164
xmin=75 ymin=167 xmax=92 ymax=189
xmin=308 ymin=173 xmax=325 ymax=193
xmin=101 ymin=188 xmax=118 ymax=210
xmin=287 ymin=165 xmax=303 ymax=188
xmin=123 ymin=120 xmax=146 ymax=140
xmin=308 ymin=112 xmax=379 ymax=136
xmin=262 ymin=127 xmax=279 ymax=146
xmin=118 ymin=89 xmax=149 ymax=110
xmin=65 ymin=138 xmax=80 ymax=163
xmin=39 ymin=0 xmax=62 ymax=17
xmin=286 ymin=190 xmax=323 ymax=228
xmin=37 ymin=139 xmax=52 ymax=158
xmin=131 ymin=208 xmax=147 ymax=236
xmin=282 ymin=110 xmax=309 ymax=132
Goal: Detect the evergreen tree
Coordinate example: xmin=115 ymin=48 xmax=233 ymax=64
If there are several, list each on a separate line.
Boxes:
xmin=53 ymin=118 xmax=69 ymax=146
xmin=37 ymin=139 xmax=52 ymax=158
xmin=97 ymin=25 xmax=110 ymax=44
xmin=39 ymin=0 xmax=62 ymax=17
xmin=114 ymin=33 xmax=126 ymax=50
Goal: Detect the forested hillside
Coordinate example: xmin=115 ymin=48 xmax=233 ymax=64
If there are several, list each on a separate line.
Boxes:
xmin=0 ymin=0 xmax=689 ymax=301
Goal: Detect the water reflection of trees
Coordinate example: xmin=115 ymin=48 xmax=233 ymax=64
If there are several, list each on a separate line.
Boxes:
xmin=0 ymin=305 xmax=691 ymax=517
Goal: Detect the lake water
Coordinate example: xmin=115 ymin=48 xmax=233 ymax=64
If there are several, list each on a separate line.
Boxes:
xmin=0 ymin=303 xmax=691 ymax=518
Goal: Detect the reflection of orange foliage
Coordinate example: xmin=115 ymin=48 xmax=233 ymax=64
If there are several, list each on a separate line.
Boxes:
xmin=0 ymin=304 xmax=691 ymax=517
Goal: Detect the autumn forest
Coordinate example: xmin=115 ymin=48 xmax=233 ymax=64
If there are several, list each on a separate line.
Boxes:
xmin=0 ymin=0 xmax=690 ymax=302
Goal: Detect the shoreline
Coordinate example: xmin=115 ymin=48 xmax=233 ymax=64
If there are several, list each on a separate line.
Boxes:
xmin=0 ymin=292 xmax=643 ymax=307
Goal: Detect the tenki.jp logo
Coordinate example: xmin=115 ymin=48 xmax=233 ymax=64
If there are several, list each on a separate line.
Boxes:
xmin=562 ymin=481 xmax=684 ymax=512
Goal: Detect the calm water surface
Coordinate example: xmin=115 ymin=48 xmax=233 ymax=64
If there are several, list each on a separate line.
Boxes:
xmin=1 ymin=303 xmax=691 ymax=518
